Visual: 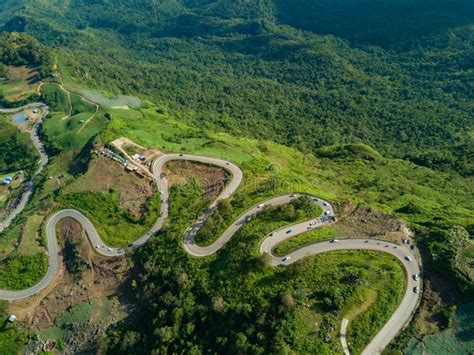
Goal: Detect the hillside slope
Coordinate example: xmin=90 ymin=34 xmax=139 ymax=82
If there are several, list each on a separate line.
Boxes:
xmin=0 ymin=0 xmax=472 ymax=175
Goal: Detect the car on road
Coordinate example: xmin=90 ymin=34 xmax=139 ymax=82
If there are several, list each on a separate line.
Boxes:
xmin=364 ymin=240 xmax=369 ymax=243
xmin=330 ymin=239 xmax=339 ymax=243
xmin=413 ymin=286 xmax=419 ymax=293
xmin=405 ymin=256 xmax=412 ymax=261
xmin=286 ymin=229 xmax=292 ymax=234
xmin=257 ymin=204 xmax=265 ymax=208
xmin=282 ymin=256 xmax=291 ymax=262
xmin=323 ymin=202 xmax=328 ymax=206
xmin=413 ymin=274 xmax=419 ymax=281
xmin=179 ymin=153 xmax=184 ymax=157
xmin=107 ymin=247 xmax=112 ymax=252
xmin=324 ymin=211 xmax=330 ymax=216
xmin=95 ymin=244 xmax=100 ymax=249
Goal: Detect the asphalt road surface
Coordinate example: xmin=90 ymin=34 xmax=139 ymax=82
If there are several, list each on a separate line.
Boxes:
xmin=0 ymin=126 xmax=421 ymax=354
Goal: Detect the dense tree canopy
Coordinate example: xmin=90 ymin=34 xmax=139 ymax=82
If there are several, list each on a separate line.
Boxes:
xmin=0 ymin=32 xmax=53 ymax=77
xmin=0 ymin=0 xmax=472 ymax=175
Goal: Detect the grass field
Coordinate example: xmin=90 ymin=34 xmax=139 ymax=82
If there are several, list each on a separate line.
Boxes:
xmin=272 ymin=226 xmax=338 ymax=257
xmin=41 ymin=84 xmax=106 ymax=152
xmin=17 ymin=214 xmax=44 ymax=256
xmin=0 ymin=66 xmax=39 ymax=103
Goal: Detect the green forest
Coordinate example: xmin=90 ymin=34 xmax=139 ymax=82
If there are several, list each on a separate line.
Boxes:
xmin=0 ymin=117 xmax=38 ymax=173
xmin=0 ymin=0 xmax=472 ymax=354
xmin=0 ymin=31 xmax=53 ymax=78
xmin=1 ymin=0 xmax=472 ymax=175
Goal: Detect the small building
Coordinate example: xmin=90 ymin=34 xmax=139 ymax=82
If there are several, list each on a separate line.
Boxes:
xmin=125 ymin=165 xmax=138 ymax=172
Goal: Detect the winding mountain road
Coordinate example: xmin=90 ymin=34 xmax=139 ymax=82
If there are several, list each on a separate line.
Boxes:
xmin=0 ymin=114 xmax=421 ymax=353
xmin=0 ymin=103 xmax=49 ymax=234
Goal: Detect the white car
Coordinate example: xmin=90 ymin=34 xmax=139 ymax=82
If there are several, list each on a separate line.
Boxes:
xmin=413 ymin=274 xmax=419 ymax=281
xmin=330 ymin=239 xmax=339 ymax=243
xmin=257 ymin=204 xmax=265 ymax=208
xmin=95 ymin=244 xmax=100 ymax=249
xmin=282 ymin=256 xmax=291 ymax=262
xmin=413 ymin=287 xmax=419 ymax=293
xmin=405 ymin=256 xmax=412 ymax=261
xmin=107 ymin=247 xmax=113 ymax=252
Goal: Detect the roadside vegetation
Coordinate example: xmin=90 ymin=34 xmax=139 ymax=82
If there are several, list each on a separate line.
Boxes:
xmin=0 ymin=115 xmax=38 ymax=174
xmin=103 ymin=181 xmax=406 ymax=353
xmin=58 ymin=191 xmax=161 ymax=247
xmin=0 ymin=82 xmax=471 ymax=352
xmin=195 ymin=196 xmax=322 ymax=246
xmin=0 ymin=252 xmax=47 ymax=290
xmin=0 ymin=16 xmax=471 ymax=350
xmin=273 ymin=226 xmax=338 ymax=257
xmin=0 ymin=300 xmax=27 ymax=352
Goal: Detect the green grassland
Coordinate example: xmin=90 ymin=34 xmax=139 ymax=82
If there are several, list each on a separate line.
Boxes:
xmin=0 ymin=79 xmax=37 ymax=103
xmin=273 ymin=226 xmax=338 ymax=257
xmin=40 ymin=84 xmax=108 ymax=152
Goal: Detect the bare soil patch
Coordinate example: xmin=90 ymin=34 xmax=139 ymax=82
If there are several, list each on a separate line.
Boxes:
xmin=4 ymin=66 xmax=40 ymax=101
xmin=65 ymin=156 xmax=156 ymax=219
xmin=165 ymin=160 xmax=228 ymax=199
xmin=111 ymin=137 xmax=162 ymax=176
xmin=332 ymin=200 xmax=411 ymax=243
xmin=11 ymin=218 xmax=136 ymax=353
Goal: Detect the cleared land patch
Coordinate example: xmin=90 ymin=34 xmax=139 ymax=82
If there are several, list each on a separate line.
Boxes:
xmin=0 ymin=66 xmax=40 ymax=102
xmin=58 ymin=155 xmax=160 ymax=246
xmin=10 ymin=218 xmax=133 ymax=353
xmin=63 ymin=156 xmax=156 ymax=219
xmin=164 ymin=160 xmax=228 ymax=199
